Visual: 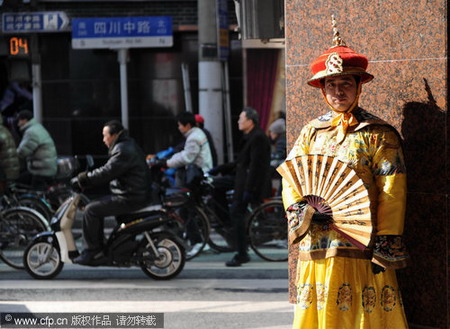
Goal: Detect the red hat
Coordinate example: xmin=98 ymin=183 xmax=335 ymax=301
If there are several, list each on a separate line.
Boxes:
xmin=307 ymin=17 xmax=374 ymax=88
xmin=195 ymin=114 xmax=204 ymax=124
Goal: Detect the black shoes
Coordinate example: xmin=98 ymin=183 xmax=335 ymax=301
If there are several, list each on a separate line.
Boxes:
xmin=73 ymin=249 xmax=105 ymax=265
xmin=225 ymin=253 xmax=250 ymax=267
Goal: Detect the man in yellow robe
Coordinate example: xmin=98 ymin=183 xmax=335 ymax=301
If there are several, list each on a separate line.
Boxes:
xmin=281 ymin=18 xmax=409 ymax=329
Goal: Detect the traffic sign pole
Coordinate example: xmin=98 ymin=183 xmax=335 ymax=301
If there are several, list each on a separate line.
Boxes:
xmin=71 ymin=16 xmax=174 ymax=131
xmin=30 ymin=34 xmax=43 ymax=123
xmin=117 ymin=49 xmax=129 ymax=129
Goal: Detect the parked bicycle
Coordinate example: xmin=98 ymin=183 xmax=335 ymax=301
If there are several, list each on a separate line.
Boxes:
xmin=150 ymin=163 xmax=287 ymax=261
xmin=0 ymin=206 xmax=49 ymax=269
xmin=1 ymin=184 xmax=53 ymax=221
xmin=246 ymin=197 xmax=287 ymax=262
xmin=149 ymin=164 xmax=210 ymax=260
xmin=201 ymin=177 xmax=287 ymax=262
xmin=0 ymin=156 xmax=91 ymax=222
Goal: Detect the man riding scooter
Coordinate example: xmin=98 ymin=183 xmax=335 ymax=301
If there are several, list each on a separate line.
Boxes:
xmin=71 ymin=120 xmax=151 ymax=265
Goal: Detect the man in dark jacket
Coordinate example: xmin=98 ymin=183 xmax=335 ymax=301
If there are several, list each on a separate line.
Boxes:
xmin=72 ymin=120 xmax=151 ymax=265
xmin=0 ymin=113 xmax=20 ymax=193
xmin=210 ymin=107 xmax=271 ymax=266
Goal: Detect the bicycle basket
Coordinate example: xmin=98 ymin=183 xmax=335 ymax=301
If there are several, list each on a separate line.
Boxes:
xmin=55 ymin=156 xmax=80 ymax=179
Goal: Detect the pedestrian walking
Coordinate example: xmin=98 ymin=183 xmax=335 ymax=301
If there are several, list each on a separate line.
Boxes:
xmin=209 ymin=107 xmax=271 ymax=267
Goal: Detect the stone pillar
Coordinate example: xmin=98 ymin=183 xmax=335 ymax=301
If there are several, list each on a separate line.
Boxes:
xmin=285 ymin=2 xmax=447 ymax=328
xmin=198 ymin=0 xmax=224 ymax=164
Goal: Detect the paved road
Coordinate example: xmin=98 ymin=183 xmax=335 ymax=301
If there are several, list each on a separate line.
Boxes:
xmin=0 ymin=249 xmax=293 ymax=329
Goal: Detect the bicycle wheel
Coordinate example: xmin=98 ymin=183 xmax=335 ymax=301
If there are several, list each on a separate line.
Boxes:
xmin=166 ymin=205 xmax=210 ymax=260
xmin=204 ymin=205 xmax=233 ymax=252
xmin=18 ymin=195 xmax=54 ymax=222
xmin=0 ymin=207 xmax=49 ymax=269
xmin=247 ymin=199 xmax=288 ymax=262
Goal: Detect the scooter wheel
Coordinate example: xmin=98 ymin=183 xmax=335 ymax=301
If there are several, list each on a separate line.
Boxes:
xmin=140 ymin=233 xmax=185 ymax=280
xmin=24 ymin=241 xmax=64 ymax=279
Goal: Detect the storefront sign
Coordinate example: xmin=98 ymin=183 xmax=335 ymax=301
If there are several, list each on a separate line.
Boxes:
xmin=217 ymin=0 xmax=229 ymax=61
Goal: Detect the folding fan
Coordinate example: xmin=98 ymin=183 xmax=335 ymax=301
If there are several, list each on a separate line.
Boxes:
xmin=277 ymin=154 xmax=373 ymax=250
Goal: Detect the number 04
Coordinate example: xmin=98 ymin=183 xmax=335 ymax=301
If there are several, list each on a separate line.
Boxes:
xmin=10 ymin=37 xmax=29 ymax=55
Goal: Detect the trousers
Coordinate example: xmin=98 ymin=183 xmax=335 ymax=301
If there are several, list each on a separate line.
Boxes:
xmin=82 ymin=195 xmax=147 ymax=251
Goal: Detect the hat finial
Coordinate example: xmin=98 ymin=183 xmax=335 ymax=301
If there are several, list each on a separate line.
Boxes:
xmin=331 ymin=15 xmax=346 ymax=47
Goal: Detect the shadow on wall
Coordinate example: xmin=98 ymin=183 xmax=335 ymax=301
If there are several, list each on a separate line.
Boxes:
xmin=399 ymin=78 xmax=447 ymax=328
xmin=401 ymin=78 xmax=446 ymax=194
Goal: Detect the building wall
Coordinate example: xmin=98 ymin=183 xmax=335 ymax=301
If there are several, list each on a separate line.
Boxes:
xmin=1 ymin=0 xmax=238 ymax=27
xmin=285 ymin=1 xmax=447 ymax=328
xmin=0 ymin=1 xmax=242 ymax=158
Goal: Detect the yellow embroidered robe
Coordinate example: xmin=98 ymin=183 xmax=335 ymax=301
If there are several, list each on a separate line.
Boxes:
xmin=282 ymin=108 xmax=409 ymax=329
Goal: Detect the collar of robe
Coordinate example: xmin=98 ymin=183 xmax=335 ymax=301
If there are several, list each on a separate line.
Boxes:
xmin=321 ymin=83 xmax=362 ymax=144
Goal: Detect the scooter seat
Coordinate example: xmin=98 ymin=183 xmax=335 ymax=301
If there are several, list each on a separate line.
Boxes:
xmin=131 ymin=204 xmax=163 ymax=214
xmin=116 ymin=204 xmax=163 ymax=223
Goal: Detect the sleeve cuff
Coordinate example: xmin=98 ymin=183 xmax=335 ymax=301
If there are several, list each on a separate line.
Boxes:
xmin=371 ymin=235 xmax=409 ymax=269
xmin=77 ymin=171 xmax=89 ymax=187
xmin=286 ymin=201 xmax=315 ymax=244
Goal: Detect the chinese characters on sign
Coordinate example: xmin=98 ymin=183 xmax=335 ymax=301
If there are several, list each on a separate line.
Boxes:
xmin=72 ymin=16 xmax=173 ymax=49
xmin=2 ymin=12 xmax=69 ymax=33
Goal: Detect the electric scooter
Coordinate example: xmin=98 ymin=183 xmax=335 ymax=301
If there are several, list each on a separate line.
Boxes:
xmin=23 ymin=192 xmax=186 ymax=280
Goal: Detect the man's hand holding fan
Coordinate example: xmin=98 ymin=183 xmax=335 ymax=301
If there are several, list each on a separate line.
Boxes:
xmin=278 ymin=154 xmax=373 ymax=250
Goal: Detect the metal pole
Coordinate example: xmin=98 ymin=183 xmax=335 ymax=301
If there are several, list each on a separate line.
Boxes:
xmin=117 ymin=48 xmax=129 ymax=129
xmin=181 ymin=63 xmax=193 ymax=112
xmin=222 ymin=62 xmax=234 ymax=162
xmin=31 ymin=63 xmax=43 ymax=123
xmin=30 ymin=34 xmax=42 ymax=123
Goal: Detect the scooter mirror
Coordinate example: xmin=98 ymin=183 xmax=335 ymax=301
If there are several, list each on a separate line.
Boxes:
xmin=85 ymin=155 xmax=95 ymax=170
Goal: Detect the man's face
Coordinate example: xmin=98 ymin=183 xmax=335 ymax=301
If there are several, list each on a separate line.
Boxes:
xmin=238 ymin=111 xmax=254 ymax=134
xmin=269 ymin=131 xmax=278 ymax=141
xmin=177 ymin=122 xmax=191 ymax=134
xmin=102 ymin=126 xmax=116 ymax=148
xmin=324 ymin=75 xmax=358 ymax=112
xmin=17 ymin=118 xmax=27 ymax=128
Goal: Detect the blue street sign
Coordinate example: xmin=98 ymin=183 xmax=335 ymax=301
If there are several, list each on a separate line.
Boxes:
xmin=2 ymin=12 xmax=69 ymax=33
xmin=72 ymin=16 xmax=173 ymax=49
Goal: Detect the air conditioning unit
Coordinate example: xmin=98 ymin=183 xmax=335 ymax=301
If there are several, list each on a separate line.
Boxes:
xmin=239 ymin=0 xmax=284 ymax=40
